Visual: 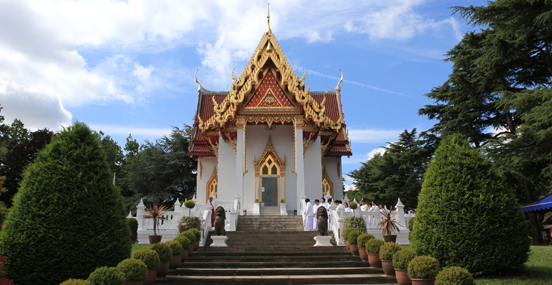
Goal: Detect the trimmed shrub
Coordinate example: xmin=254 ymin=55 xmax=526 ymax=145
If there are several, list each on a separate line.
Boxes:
xmin=349 ymin=201 xmax=358 ymax=210
xmin=134 ymin=249 xmax=160 ymax=270
xmin=341 ymin=227 xmax=355 ymax=243
xmin=184 ymin=200 xmax=195 ymax=209
xmin=408 ymin=256 xmax=441 ymax=280
xmin=151 ymin=243 xmax=172 ymax=262
xmin=180 ymin=231 xmax=196 ymax=244
xmin=1 ymin=123 xmax=131 ymax=284
xmin=344 ymin=216 xmax=367 ymax=233
xmin=179 ymin=216 xmax=201 ymax=231
xmin=411 ymin=134 xmax=530 ymax=275
xmin=166 ymin=240 xmax=184 ymax=256
xmin=116 ymin=258 xmax=147 ymax=281
xmin=127 ymin=218 xmax=138 ymax=244
xmin=87 ymin=267 xmax=124 ymax=285
xmin=357 ymin=233 xmax=375 ymax=249
xmin=379 ymin=242 xmax=402 ymax=260
xmin=435 ymin=266 xmax=475 ymax=285
xmin=407 ymin=216 xmax=416 ymax=232
xmin=174 ymin=235 xmax=192 ymax=250
xmin=365 ymin=239 xmax=385 ymax=254
xmin=392 ymin=249 xmax=417 ymax=270
xmin=347 ymin=229 xmax=362 ymax=245
xmin=60 ymin=279 xmax=91 ymax=285
xmin=189 ymin=228 xmax=202 ymax=241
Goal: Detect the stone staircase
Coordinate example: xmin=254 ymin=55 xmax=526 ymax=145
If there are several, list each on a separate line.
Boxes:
xmin=156 ymin=215 xmax=397 ymax=284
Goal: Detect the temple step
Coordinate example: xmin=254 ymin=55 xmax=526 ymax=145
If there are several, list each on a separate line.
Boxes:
xmin=156 ymin=215 xmax=397 ymax=284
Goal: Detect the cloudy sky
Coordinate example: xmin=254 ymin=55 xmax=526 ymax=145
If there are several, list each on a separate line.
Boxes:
xmin=0 ymin=0 xmax=487 ymax=187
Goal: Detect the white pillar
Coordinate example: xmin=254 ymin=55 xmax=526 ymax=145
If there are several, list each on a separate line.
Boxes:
xmin=295 ymin=117 xmax=306 ymax=213
xmin=235 ymin=120 xmax=245 ymax=205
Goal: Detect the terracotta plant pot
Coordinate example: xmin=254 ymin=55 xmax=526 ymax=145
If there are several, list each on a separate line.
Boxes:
xmin=143 ymin=270 xmax=156 ymax=285
xmin=358 ymin=247 xmax=368 ymax=261
xmin=368 ymin=253 xmax=382 ymax=268
xmin=157 ymin=261 xmax=170 ymax=277
xmin=193 ymin=240 xmax=200 ymax=251
xmin=395 ymin=269 xmax=412 ymax=285
xmin=188 ymin=246 xmax=193 ymax=255
xmin=382 ymin=234 xmax=397 ymax=243
xmin=411 ymin=279 xmax=435 ymax=285
xmin=148 ymin=235 xmax=162 ymax=244
xmin=125 ymin=281 xmax=143 ymax=285
xmin=381 ymin=260 xmax=395 ymax=276
xmin=169 ymin=254 xmax=181 ymax=268
xmin=180 ymin=248 xmax=189 ymax=262
xmin=345 ymin=240 xmax=350 ymax=250
xmin=349 ymin=244 xmax=359 ymax=256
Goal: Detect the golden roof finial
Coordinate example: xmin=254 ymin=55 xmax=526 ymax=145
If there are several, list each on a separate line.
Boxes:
xmin=335 ymin=69 xmax=343 ymax=91
xmin=195 ymin=69 xmax=202 ymax=92
xmin=266 ymin=3 xmax=272 ymax=35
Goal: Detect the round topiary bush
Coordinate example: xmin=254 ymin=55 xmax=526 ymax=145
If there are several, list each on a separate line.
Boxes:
xmin=179 ymin=216 xmax=201 ymax=231
xmin=392 ymin=249 xmax=417 ymax=270
xmin=166 ymin=240 xmax=184 ymax=256
xmin=365 ymin=239 xmax=385 ymax=254
xmin=60 ymin=279 xmax=91 ymax=285
xmin=344 ymin=216 xmax=367 ymax=233
xmin=349 ymin=201 xmax=358 ymax=210
xmin=341 ymin=227 xmax=355 ymax=243
xmin=151 ymin=242 xmax=172 ymax=262
xmin=347 ymin=229 xmax=362 ymax=245
xmin=1 ymin=123 xmax=131 ymax=284
xmin=87 ymin=266 xmax=124 ymax=285
xmin=379 ymin=242 xmax=402 ymax=260
xmin=134 ymin=249 xmax=160 ymax=270
xmin=116 ymin=258 xmax=147 ymax=281
xmin=180 ymin=231 xmax=196 ymax=244
xmin=184 ymin=200 xmax=196 ymax=209
xmin=407 ymin=256 xmax=441 ymax=280
xmin=435 ymin=266 xmax=475 ymax=285
xmin=411 ymin=134 xmax=530 ymax=275
xmin=357 ymin=233 xmax=375 ymax=249
xmin=189 ymin=228 xmax=201 ymax=241
xmin=174 ymin=235 xmax=191 ymax=250
xmin=127 ymin=218 xmax=139 ymax=243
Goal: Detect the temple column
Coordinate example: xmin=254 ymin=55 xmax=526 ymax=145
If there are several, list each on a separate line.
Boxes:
xmin=235 ymin=118 xmax=245 ymax=208
xmin=295 ymin=116 xmax=306 ymax=213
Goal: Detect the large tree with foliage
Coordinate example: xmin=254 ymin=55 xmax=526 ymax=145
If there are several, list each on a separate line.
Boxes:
xmin=348 ymin=129 xmax=435 ymax=210
xmin=418 ymin=0 xmax=552 ymax=244
xmin=118 ymin=126 xmax=197 ymax=210
xmin=1 ymin=122 xmax=131 ymax=284
xmin=411 ymin=134 xmax=530 ymax=275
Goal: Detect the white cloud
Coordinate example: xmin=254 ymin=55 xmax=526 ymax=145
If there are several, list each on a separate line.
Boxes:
xmin=367 ymin=147 xmax=386 ymax=160
xmin=349 ymin=129 xmax=403 ymax=143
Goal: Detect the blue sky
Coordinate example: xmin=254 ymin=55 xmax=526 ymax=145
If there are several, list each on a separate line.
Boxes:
xmin=0 ymin=0 xmax=488 ymax=188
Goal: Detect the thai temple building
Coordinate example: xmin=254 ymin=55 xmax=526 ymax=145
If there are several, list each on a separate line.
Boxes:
xmin=188 ymin=8 xmax=352 ymax=215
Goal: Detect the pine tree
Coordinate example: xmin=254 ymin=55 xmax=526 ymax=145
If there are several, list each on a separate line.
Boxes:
xmin=411 ymin=134 xmax=530 ymax=275
xmin=1 ymin=123 xmax=131 ymax=284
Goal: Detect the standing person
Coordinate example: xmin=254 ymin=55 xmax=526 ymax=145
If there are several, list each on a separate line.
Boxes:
xmin=208 ymin=196 xmax=215 ymax=227
xmin=304 ymin=198 xmax=314 ymax=231
xmin=360 ymin=200 xmax=369 ymax=211
xmin=321 ymin=198 xmax=329 ymax=210
xmin=312 ymin=199 xmax=320 ymax=231
xmin=336 ymin=200 xmax=344 ymax=212
xmin=344 ymin=202 xmax=352 ymax=212
xmin=369 ymin=201 xmax=378 ymax=211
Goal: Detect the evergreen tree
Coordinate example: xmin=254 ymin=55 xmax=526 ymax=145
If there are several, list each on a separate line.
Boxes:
xmin=1 ymin=122 xmax=131 ymax=284
xmin=411 ymin=134 xmax=530 ymax=275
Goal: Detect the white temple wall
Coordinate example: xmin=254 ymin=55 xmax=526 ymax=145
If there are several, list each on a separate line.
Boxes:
xmin=218 ymin=136 xmax=236 ymax=201
xmin=197 ymin=157 xmax=217 ymax=203
xmin=244 ymin=124 xmax=296 ymax=213
xmin=323 ymin=157 xmax=343 ymax=201
xmin=304 ymin=136 xmax=323 ymax=201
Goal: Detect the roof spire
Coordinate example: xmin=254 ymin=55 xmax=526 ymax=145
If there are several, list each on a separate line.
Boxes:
xmin=266 ymin=3 xmax=272 ymax=35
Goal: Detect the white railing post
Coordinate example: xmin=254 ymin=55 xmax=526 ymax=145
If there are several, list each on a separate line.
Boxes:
xmin=395 ymin=198 xmax=407 ymax=228
xmin=136 ymin=198 xmax=146 ymax=230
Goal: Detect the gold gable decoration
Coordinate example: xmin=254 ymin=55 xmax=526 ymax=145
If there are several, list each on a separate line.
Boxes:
xmin=254 ymin=136 xmax=286 ymax=177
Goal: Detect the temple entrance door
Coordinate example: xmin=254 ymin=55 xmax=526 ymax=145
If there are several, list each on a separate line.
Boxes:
xmin=261 ymin=177 xmax=278 ymax=206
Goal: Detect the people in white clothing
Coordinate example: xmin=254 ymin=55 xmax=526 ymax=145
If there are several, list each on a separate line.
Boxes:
xmin=304 ymin=198 xmax=314 ymax=231
xmin=360 ymin=200 xmax=369 ymax=211
xmin=369 ymin=201 xmax=378 ymax=211
xmin=312 ymin=199 xmax=320 ymax=231
xmin=344 ymin=202 xmax=352 ymax=212
xmin=335 ymin=200 xmax=345 ymax=212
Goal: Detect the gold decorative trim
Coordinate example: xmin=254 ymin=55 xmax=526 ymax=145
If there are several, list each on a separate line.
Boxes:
xmin=207 ymin=166 xmax=218 ymax=202
xmin=322 ymin=166 xmax=334 ymax=197
xmin=253 ymin=136 xmax=286 ymax=176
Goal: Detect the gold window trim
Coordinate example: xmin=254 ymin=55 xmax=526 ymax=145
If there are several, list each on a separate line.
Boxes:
xmin=322 ymin=166 xmax=333 ymax=197
xmin=253 ymin=136 xmax=286 ymax=204
xmin=206 ymin=166 xmax=218 ymax=202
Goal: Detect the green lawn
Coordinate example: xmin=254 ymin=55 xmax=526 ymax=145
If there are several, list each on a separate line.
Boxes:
xmin=131 ymin=244 xmax=153 ymax=257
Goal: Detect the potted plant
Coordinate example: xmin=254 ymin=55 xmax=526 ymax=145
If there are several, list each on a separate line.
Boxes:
xmin=165 ymin=240 xmax=184 ymax=269
xmin=86 ymin=266 xmax=124 ymax=285
xmin=357 ymin=233 xmax=374 ymax=261
xmin=144 ymin=204 xmax=167 ymax=244
xmin=347 ymin=229 xmax=362 ymax=256
xmin=434 ymin=266 xmax=474 ymax=285
xmin=180 ymin=231 xmax=196 ymax=255
xmin=377 ymin=207 xmax=400 ymax=242
xmin=341 ymin=227 xmax=355 ymax=250
xmin=116 ymin=258 xmax=148 ymax=285
xmin=379 ymin=242 xmax=402 ymax=276
xmin=189 ymin=228 xmax=202 ymax=251
xmin=184 ymin=200 xmax=195 ymax=216
xmin=349 ymin=201 xmax=358 ymax=216
xmin=344 ymin=216 xmax=367 ymax=234
xmin=133 ymin=249 xmax=160 ymax=285
xmin=60 ymin=279 xmax=91 ymax=285
xmin=174 ymin=235 xmax=192 ymax=262
xmin=407 ymin=256 xmax=441 ymax=285
xmin=365 ymin=239 xmax=385 ymax=268
xmin=179 ymin=216 xmax=201 ymax=233
xmin=393 ymin=249 xmax=417 ymax=285
xmin=151 ymin=243 xmax=172 ymax=277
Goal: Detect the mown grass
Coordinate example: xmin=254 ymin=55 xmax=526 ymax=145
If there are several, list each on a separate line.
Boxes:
xmin=401 ymin=245 xmax=552 ymax=285
xmin=131 ymin=244 xmax=153 ymax=257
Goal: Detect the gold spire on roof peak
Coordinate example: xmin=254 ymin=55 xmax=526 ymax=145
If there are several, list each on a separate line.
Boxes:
xmin=266 ymin=3 xmax=272 ymax=35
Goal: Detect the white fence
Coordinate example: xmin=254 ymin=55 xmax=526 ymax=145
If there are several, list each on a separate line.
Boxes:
xmin=130 ymin=196 xmax=241 ymax=244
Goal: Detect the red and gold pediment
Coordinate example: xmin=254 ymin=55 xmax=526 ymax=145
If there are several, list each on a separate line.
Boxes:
xmin=244 ymin=70 xmax=295 ymax=110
